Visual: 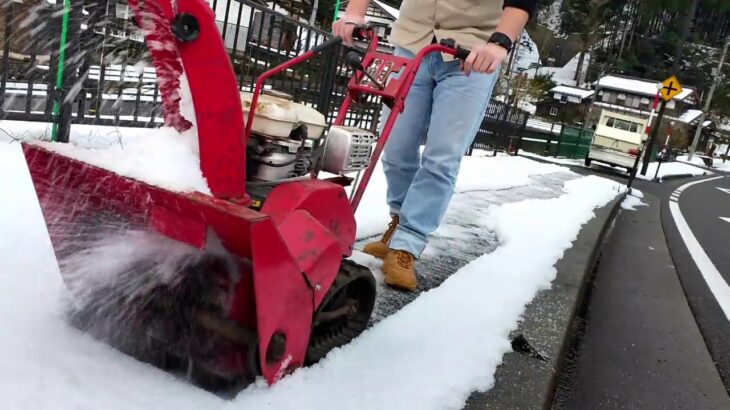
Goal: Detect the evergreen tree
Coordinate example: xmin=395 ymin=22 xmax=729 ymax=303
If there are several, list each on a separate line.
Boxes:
xmin=559 ymin=0 xmax=617 ymax=86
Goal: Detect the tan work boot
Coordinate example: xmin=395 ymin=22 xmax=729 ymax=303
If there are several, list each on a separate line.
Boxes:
xmin=363 ymin=215 xmax=399 ymax=259
xmin=383 ymin=250 xmax=418 ymax=292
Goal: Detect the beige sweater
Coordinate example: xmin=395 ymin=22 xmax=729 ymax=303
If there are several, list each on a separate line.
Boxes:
xmin=389 ymin=0 xmax=504 ymax=58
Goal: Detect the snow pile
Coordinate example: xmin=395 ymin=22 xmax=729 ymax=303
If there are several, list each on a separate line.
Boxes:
xmin=230 ymin=175 xmax=625 ymax=410
xmin=622 ymin=189 xmax=647 ymax=210
xmin=0 ymin=143 xmax=224 ymax=409
xmin=351 ymin=154 xmax=570 ymax=239
xmin=513 ymin=32 xmax=541 ymax=73
xmin=721 ymin=118 xmax=730 ymax=132
xmin=677 ymin=154 xmax=730 ymax=172
xmin=532 ymin=52 xmax=592 ymax=87
xmin=518 ymin=100 xmax=538 ymax=115
xmin=30 ymin=127 xmax=210 ymax=194
xmin=0 ymin=141 xmax=624 ymax=409
xmin=521 ymin=152 xmax=713 ymax=181
xmin=638 ymin=161 xmax=711 ymax=181
xmin=0 ymin=79 xmax=210 ymax=194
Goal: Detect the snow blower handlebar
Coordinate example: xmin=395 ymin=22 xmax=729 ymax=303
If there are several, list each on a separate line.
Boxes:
xmin=342 ymin=39 xmax=472 ymax=211
xmin=244 ymin=25 xmax=375 ymax=144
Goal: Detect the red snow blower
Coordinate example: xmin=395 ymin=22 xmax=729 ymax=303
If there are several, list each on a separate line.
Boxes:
xmin=21 ymin=0 xmax=472 ymax=389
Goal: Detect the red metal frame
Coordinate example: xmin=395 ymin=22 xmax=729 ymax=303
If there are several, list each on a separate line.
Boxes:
xmin=22 ymin=0 xmax=464 ymax=386
xmin=128 ymin=0 xmax=248 ymax=202
xmin=323 ymin=32 xmax=461 ymax=210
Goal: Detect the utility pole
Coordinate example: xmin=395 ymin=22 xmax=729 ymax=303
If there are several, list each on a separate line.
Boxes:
xmin=628 ymin=86 xmax=662 ymax=188
xmin=687 ymin=40 xmax=730 ymax=161
xmin=653 ymin=121 xmax=674 ymax=181
xmin=309 ymin=0 xmax=319 ymax=26
xmin=641 ymin=99 xmax=667 ymax=176
xmin=578 ymin=70 xmax=604 ymax=140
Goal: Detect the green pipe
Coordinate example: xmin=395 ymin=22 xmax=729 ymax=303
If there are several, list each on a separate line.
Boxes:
xmin=51 ymin=0 xmax=71 ymax=142
xmin=333 ymin=0 xmax=341 ymax=22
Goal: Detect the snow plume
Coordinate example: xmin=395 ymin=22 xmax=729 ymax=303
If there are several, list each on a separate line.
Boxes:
xmin=61 ymin=228 xmax=202 ymax=312
xmin=58 ymin=221 xmax=237 ymax=362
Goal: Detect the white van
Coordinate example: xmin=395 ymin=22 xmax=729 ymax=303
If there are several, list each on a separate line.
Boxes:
xmin=585 ymin=111 xmax=648 ymax=174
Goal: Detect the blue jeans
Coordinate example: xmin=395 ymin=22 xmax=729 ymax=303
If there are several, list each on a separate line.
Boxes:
xmin=380 ymin=47 xmax=498 ymax=258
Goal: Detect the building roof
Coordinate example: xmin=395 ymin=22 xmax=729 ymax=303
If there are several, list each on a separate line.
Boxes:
xmin=339 ymin=0 xmax=398 ymax=22
xmin=596 ymin=75 xmax=694 ymax=102
xmin=373 ymin=0 xmax=399 ymax=19
xmin=677 ymin=109 xmax=704 ymax=124
xmin=550 ymin=85 xmax=594 ymax=99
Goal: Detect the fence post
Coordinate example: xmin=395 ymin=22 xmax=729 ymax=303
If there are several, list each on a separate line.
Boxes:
xmin=76 ymin=0 xmax=105 ymax=124
xmin=543 ymin=134 xmax=552 ymax=156
xmin=317 ymin=44 xmax=339 ymax=116
xmin=50 ymin=0 xmax=72 ymax=142
xmin=556 ymin=126 xmax=563 ymax=156
xmin=0 ymin=2 xmax=13 ymax=118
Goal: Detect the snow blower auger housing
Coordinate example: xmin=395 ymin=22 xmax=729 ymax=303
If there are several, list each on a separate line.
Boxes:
xmin=21 ymin=0 xmax=472 ymax=389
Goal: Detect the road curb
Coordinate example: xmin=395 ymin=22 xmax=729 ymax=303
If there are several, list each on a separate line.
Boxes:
xmin=464 ymin=192 xmax=626 ymax=410
xmin=655 ymin=172 xmax=710 ymax=182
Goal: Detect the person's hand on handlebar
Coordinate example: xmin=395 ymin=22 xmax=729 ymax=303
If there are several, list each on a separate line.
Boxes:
xmin=332 ymin=15 xmax=366 ymax=46
xmin=461 ymin=43 xmax=508 ymax=76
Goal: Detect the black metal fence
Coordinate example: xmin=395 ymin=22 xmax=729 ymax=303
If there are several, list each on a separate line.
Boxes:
xmin=468 ymin=100 xmax=530 ymax=154
xmin=0 ymin=0 xmax=384 ymax=135
xmin=1 ymin=0 xmax=528 ymax=147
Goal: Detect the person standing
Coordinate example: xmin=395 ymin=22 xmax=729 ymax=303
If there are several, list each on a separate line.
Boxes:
xmin=334 ymin=0 xmax=536 ymax=291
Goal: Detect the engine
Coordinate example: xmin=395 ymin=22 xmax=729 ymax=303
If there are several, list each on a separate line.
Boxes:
xmin=242 ymin=90 xmax=376 ymax=183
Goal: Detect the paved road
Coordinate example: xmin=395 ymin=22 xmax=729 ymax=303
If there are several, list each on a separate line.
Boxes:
xmin=662 ymin=175 xmax=730 ymax=388
xmin=554 ymin=177 xmax=730 ymax=409
xmin=522 ymin=154 xmax=730 ymax=407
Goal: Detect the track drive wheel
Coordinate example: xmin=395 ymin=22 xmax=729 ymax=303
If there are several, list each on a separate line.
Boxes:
xmin=306 ymin=259 xmax=376 ymax=364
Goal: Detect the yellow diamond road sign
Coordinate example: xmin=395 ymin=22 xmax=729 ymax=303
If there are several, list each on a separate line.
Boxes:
xmin=660 ymin=75 xmax=683 ymax=102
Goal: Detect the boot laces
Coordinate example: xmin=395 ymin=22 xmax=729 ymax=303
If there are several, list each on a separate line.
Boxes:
xmin=382 ymin=216 xmax=399 ymax=242
xmin=396 ymin=251 xmax=414 ymax=268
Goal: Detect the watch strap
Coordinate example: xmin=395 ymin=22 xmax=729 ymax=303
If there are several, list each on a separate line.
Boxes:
xmin=488 ymin=32 xmax=513 ymax=52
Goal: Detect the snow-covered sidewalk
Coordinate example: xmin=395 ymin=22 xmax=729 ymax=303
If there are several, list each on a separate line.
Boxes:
xmin=0 ymin=137 xmax=625 ymax=409
xmin=521 ymin=151 xmax=712 ymax=181
xmin=675 ymin=154 xmax=730 ymax=173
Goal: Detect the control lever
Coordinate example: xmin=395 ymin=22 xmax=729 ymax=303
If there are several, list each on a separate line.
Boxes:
xmin=439 ymin=38 xmax=472 ymax=60
xmin=345 ymin=51 xmax=386 ymax=90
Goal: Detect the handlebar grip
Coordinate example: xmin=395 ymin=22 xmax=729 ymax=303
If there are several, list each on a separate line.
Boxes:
xmin=454 ymin=46 xmax=471 ymax=60
xmin=352 ymin=24 xmax=373 ymax=40
xmin=312 ymin=36 xmax=343 ymax=53
xmin=438 ymin=38 xmax=471 ymax=60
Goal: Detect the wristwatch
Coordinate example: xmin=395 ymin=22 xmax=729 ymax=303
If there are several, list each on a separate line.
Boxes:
xmin=488 ymin=32 xmax=513 ymax=52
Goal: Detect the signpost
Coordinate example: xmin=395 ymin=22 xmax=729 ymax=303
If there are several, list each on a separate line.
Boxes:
xmin=660 ymin=75 xmax=684 ymax=101
xmin=639 ymin=75 xmax=683 ymax=176
xmin=627 ymin=86 xmax=662 ymax=191
xmin=653 ymin=121 xmax=674 ymax=181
